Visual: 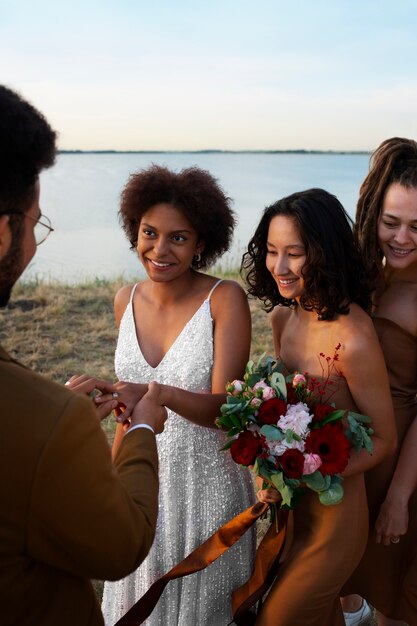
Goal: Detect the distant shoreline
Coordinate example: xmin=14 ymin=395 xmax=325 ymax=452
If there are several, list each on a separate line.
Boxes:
xmin=58 ymin=149 xmax=371 ymax=155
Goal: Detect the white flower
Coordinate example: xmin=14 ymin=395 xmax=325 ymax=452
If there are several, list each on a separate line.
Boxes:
xmin=277 ymin=402 xmax=312 ymax=438
xmin=268 ymin=437 xmax=305 ymax=457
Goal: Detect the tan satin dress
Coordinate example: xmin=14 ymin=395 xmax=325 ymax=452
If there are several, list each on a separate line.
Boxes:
xmin=343 ymin=317 xmax=417 ymax=625
xmin=256 ymin=377 xmax=369 ymax=626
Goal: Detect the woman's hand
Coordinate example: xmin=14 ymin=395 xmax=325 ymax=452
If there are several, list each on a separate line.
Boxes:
xmin=130 ymin=381 xmax=167 ymax=434
xmin=94 ymin=381 xmax=149 ymax=420
xmin=254 ymin=475 xmax=282 ymax=504
xmin=257 ymin=486 xmax=282 ymax=504
xmin=374 ymin=498 xmax=408 ymax=546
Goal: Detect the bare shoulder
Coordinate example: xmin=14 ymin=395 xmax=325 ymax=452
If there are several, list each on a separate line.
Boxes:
xmin=210 ymin=278 xmax=248 ymax=307
xmin=208 ymin=278 xmax=250 ymax=327
xmin=270 ymin=305 xmax=292 ymax=332
xmin=114 ymin=283 xmax=136 ymax=326
xmin=338 ymin=304 xmax=380 ymax=359
xmin=114 ymin=283 xmax=135 ymax=309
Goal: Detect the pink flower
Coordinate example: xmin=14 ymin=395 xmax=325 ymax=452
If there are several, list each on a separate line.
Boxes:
xmin=302 ymin=453 xmax=322 ymax=475
xmin=253 ymin=380 xmax=276 ymax=401
xmin=227 ymin=380 xmax=244 ymax=396
xmin=293 ymin=373 xmax=307 ymax=387
xmin=250 ymin=397 xmax=262 ymax=408
xmin=277 ymin=402 xmax=312 ymax=437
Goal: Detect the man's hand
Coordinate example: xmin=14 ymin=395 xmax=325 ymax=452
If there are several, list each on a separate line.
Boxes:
xmin=65 ymin=374 xmax=119 ymax=420
xmin=130 ymin=381 xmax=167 ymax=434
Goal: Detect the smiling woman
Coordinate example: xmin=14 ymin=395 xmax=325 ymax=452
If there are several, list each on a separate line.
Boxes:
xmin=341 ymin=137 xmax=417 ymax=626
xmin=241 ymin=188 xmax=395 ymax=626
xmin=99 ymin=165 xmax=256 ymax=626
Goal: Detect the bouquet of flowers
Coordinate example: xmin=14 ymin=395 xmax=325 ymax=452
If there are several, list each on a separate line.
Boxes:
xmin=216 ymin=345 xmax=373 ymax=509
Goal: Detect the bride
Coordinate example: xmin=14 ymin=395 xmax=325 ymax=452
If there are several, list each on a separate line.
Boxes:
xmin=100 ymin=165 xmax=255 ymax=625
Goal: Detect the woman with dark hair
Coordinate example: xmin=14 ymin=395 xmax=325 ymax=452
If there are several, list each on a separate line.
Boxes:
xmin=342 ymin=138 xmax=417 ymax=626
xmin=241 ymin=188 xmax=395 ymax=626
xmin=100 ymin=165 xmax=255 ymax=626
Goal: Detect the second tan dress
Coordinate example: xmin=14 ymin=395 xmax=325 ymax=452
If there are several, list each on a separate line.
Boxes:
xmin=343 ymin=317 xmax=417 ymax=625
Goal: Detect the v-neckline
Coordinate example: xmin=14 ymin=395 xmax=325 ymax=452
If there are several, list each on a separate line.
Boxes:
xmin=130 ymin=297 xmax=209 ymax=370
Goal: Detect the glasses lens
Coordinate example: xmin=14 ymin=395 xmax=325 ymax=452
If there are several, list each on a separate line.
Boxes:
xmin=34 ymin=215 xmax=53 ymax=245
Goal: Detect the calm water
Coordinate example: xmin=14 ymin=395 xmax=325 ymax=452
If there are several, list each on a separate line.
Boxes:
xmin=28 ymin=152 xmax=370 ymax=282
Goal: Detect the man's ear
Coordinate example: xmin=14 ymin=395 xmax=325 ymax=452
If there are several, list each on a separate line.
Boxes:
xmin=0 ymin=215 xmax=11 ymax=261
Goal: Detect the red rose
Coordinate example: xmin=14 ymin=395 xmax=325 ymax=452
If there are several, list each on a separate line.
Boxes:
xmin=258 ymin=397 xmax=287 ymax=425
xmin=304 ymin=423 xmax=350 ymax=475
xmin=230 ymin=430 xmax=264 ymax=466
xmin=312 ymin=403 xmax=334 ymax=423
xmin=285 ymin=383 xmax=298 ymax=404
xmin=278 ymin=448 xmax=305 ymax=478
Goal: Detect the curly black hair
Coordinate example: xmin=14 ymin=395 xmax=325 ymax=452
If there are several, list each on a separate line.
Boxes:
xmin=0 ymin=85 xmax=57 ymax=217
xmin=355 ymin=137 xmax=417 ymax=285
xmin=119 ymin=164 xmax=236 ymax=269
xmin=242 ymin=188 xmax=371 ymax=320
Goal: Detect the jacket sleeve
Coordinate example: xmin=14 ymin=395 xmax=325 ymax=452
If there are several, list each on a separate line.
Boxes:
xmin=27 ymin=394 xmax=159 ymax=580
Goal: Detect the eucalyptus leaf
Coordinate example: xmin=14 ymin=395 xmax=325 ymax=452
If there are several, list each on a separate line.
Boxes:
xmin=270 ymin=471 xmax=293 ymax=507
xmin=270 ymin=371 xmax=287 ymax=399
xmin=303 ymin=470 xmax=330 ymax=492
xmin=348 ymin=410 xmax=372 ymax=424
xmin=225 ymin=396 xmax=245 ymax=406
xmin=260 ymin=425 xmax=283 ymax=441
xmin=319 ymin=483 xmax=344 ymax=506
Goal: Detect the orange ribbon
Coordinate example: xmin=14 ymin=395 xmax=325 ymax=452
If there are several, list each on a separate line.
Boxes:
xmin=114 ymin=503 xmax=288 ymax=626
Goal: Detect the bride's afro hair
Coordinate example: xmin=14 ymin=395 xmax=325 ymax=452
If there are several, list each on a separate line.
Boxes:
xmin=119 ymin=164 xmax=236 ymax=269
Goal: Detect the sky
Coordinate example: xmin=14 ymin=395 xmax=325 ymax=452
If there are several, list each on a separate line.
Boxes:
xmin=1 ymin=0 xmax=416 ymax=151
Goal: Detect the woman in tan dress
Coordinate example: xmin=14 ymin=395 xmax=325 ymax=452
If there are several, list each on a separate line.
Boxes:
xmin=342 ymin=138 xmax=417 ymax=626
xmin=242 ymin=188 xmax=396 ymax=626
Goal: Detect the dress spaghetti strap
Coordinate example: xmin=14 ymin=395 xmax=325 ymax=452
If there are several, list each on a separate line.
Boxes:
xmin=129 ymin=283 xmax=139 ymax=303
xmin=206 ymin=279 xmax=223 ymax=302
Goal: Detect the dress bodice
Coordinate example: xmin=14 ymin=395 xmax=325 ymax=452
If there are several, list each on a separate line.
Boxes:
xmin=115 ymin=284 xmax=214 ymax=393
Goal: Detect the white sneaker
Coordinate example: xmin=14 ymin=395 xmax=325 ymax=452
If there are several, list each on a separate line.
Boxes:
xmin=343 ymin=600 xmax=372 ymax=626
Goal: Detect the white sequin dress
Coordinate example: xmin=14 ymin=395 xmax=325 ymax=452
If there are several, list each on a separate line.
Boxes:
xmin=101 ymin=281 xmax=256 ymax=626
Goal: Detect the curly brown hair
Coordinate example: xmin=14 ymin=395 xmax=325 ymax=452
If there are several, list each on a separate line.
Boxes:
xmin=242 ymin=188 xmax=371 ymax=320
xmin=355 ymin=137 xmax=417 ymax=284
xmin=119 ymin=165 xmax=236 ymax=269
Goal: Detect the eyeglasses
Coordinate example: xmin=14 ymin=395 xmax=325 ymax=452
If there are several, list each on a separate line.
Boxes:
xmin=25 ymin=212 xmax=54 ymax=245
xmin=7 ymin=210 xmax=54 ymax=245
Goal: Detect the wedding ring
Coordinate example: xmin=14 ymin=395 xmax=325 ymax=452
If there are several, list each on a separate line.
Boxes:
xmin=112 ymin=392 xmax=119 ymax=399
xmin=390 ymin=536 xmax=400 ymax=544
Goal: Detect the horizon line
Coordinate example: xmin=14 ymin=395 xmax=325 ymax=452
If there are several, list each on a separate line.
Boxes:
xmin=58 ymin=148 xmax=371 ymax=155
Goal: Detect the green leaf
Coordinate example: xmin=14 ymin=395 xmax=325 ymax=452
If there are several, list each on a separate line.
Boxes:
xmin=284 ymin=429 xmax=302 ymax=443
xmin=303 ymin=470 xmax=330 ymax=492
xmin=269 ymin=371 xmax=287 ymax=399
xmin=318 ymin=409 xmax=346 ymax=426
xmin=348 ymin=410 xmax=372 ymax=424
xmin=270 ymin=471 xmax=294 ymax=507
xmin=260 ymin=425 xmax=283 ymax=441
xmin=220 ymin=438 xmax=235 ymax=451
xmin=347 ymin=415 xmax=374 ymax=453
xmin=319 ymin=482 xmax=344 ymax=506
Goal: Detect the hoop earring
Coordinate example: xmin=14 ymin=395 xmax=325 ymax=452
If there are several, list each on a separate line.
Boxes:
xmin=193 ymin=252 xmax=201 ymax=264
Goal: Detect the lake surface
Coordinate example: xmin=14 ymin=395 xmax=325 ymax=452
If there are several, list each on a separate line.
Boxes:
xmin=29 ymin=152 xmax=371 ymax=282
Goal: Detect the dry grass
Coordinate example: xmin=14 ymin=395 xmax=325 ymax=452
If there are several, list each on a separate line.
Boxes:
xmin=0 ymin=274 xmax=272 ymax=441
